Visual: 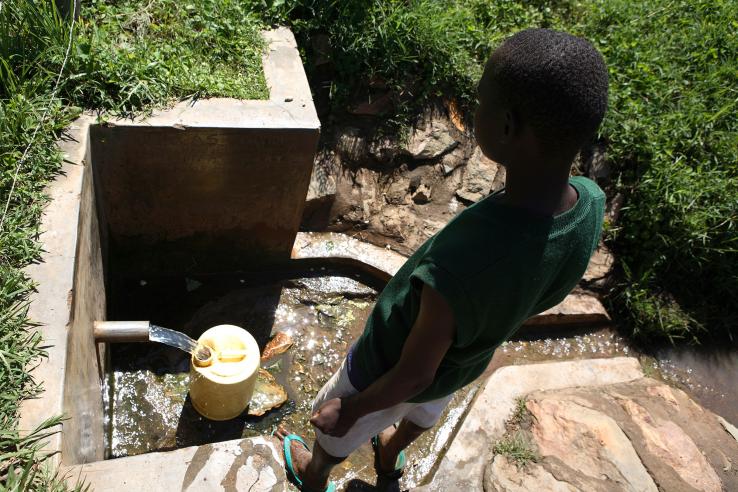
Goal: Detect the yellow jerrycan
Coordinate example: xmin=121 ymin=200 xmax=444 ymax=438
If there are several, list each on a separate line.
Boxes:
xmin=189 ymin=324 xmax=260 ymax=420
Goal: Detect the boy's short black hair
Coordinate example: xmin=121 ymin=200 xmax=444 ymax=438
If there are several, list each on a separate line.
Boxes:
xmin=484 ymin=28 xmax=608 ymax=150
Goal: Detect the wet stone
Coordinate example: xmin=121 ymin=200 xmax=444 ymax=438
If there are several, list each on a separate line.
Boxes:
xmin=261 ymin=331 xmax=293 ymax=362
xmin=248 ymin=369 xmax=288 ymax=417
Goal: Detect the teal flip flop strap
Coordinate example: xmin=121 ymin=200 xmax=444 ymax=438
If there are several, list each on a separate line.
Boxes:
xmin=282 ymin=434 xmax=336 ymax=492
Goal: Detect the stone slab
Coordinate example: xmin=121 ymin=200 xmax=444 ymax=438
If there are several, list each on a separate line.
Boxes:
xmin=491 ymin=378 xmax=738 ymax=492
xmin=417 ymin=357 xmax=644 ymax=491
xmin=63 ymin=437 xmax=288 ymax=492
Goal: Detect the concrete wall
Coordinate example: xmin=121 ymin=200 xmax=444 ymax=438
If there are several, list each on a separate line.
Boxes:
xmin=62 ymin=158 xmax=107 ymax=464
xmin=19 ymin=115 xmax=105 ymax=466
xmin=92 ymin=28 xmax=320 ymax=277
xmin=91 ymin=126 xmax=318 ymax=275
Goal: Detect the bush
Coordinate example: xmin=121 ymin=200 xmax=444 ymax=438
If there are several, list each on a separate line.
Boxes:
xmin=580 ymin=0 xmax=737 ymax=341
xmin=64 ymin=0 xmax=268 ymax=114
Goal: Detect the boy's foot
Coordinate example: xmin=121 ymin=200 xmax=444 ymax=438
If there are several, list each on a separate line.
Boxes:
xmin=275 ymin=427 xmax=334 ymax=492
xmin=372 ymin=426 xmax=406 ymax=479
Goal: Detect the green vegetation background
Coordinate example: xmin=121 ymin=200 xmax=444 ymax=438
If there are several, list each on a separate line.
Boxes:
xmin=1 ymin=0 xmax=735 ymax=489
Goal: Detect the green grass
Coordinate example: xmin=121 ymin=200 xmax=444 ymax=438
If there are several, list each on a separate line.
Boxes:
xmin=0 ymin=1 xmax=267 ymax=488
xmin=65 ymin=0 xmax=268 ymax=115
xmin=257 ymin=0 xmax=737 ymax=342
xmin=493 ymin=431 xmax=539 ymax=467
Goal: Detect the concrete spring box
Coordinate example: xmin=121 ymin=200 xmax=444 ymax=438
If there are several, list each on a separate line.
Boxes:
xmin=20 ymin=28 xmax=319 ymax=468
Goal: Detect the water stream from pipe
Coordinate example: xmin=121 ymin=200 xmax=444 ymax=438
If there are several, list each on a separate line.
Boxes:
xmin=148 ymin=324 xmax=210 ymax=360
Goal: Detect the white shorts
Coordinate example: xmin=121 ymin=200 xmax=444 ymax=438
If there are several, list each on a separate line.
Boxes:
xmin=311 ymin=360 xmax=453 ymax=458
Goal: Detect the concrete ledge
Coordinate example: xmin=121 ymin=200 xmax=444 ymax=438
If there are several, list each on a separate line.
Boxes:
xmin=63 ymin=437 xmax=288 ymax=492
xmin=418 ymin=357 xmax=644 ymax=491
xmin=523 ymin=290 xmax=610 ymax=327
xmin=292 ymin=231 xmax=407 ymax=283
xmin=20 ymin=115 xmax=96 ymax=465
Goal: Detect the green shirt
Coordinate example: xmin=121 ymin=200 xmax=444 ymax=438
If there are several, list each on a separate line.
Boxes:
xmin=348 ymin=176 xmax=606 ymax=402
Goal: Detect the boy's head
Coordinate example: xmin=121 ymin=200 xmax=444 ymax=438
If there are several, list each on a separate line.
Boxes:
xmin=475 ymin=28 xmax=608 ymax=167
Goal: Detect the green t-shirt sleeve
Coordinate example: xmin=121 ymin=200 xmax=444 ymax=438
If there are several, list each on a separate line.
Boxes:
xmin=410 ymin=260 xmax=478 ymax=348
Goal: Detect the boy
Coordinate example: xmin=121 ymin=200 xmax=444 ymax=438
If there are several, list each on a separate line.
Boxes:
xmin=277 ymin=28 xmax=609 ymax=492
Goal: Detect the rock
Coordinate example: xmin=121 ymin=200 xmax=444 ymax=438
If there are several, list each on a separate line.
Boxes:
xmin=441 ymin=147 xmax=466 ymax=175
xmin=306 ymin=153 xmax=338 ymax=204
xmin=428 ymin=358 xmax=644 ymax=492
xmin=407 ymin=119 xmax=458 ymax=160
xmin=335 ymin=127 xmax=366 ymax=163
xmin=484 ymin=455 xmax=580 ymax=492
xmin=367 ymin=136 xmax=401 ymax=164
xmin=718 ymin=415 xmax=738 ymax=442
xmin=446 ymin=98 xmax=466 ymax=132
xmin=302 ymin=152 xmax=339 ymax=230
xmin=248 ymin=369 xmax=288 ymax=417
xmin=456 ymin=146 xmax=500 ymax=203
xmin=412 ymin=183 xmax=432 ymax=204
xmin=483 ymin=378 xmax=738 ymax=492
xmin=527 ymin=397 xmax=658 ymax=491
xmin=348 ymin=92 xmax=393 ymax=116
xmin=523 ymin=291 xmax=610 ymax=327
xmin=383 ymin=176 xmax=411 ymax=205
xmin=619 ymin=397 xmax=721 ymax=492
xmin=261 ymin=332 xmax=293 ymax=362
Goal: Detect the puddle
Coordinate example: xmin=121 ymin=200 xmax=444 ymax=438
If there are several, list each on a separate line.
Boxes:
xmin=495 ymin=328 xmax=632 ymax=366
xmin=104 ymin=273 xmax=477 ymax=489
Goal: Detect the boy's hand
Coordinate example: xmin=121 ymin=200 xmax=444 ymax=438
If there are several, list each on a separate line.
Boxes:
xmin=310 ymin=397 xmax=359 ymax=437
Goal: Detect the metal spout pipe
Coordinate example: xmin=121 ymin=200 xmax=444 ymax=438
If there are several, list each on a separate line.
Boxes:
xmin=93 ymin=320 xmax=150 ymax=343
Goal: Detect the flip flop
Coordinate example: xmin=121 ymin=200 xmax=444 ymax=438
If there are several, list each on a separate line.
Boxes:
xmin=282 ymin=434 xmax=337 ymax=492
xmin=371 ymin=432 xmax=406 ymax=480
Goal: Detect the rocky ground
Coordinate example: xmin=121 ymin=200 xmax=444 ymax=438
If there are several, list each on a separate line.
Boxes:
xmin=302 ymin=107 xmax=614 ymax=258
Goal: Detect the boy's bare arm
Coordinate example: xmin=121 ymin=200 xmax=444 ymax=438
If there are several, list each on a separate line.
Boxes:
xmin=311 ymin=283 xmax=455 ymax=437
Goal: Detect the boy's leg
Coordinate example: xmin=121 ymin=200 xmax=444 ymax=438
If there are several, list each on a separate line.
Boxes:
xmin=275 ymin=428 xmax=344 ymax=491
xmin=375 ymin=393 xmax=454 ymax=474
xmin=375 ymin=418 xmax=428 ymax=473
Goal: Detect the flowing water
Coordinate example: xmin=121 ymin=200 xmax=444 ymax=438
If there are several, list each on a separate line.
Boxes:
xmin=148 ymin=324 xmax=196 ymax=353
